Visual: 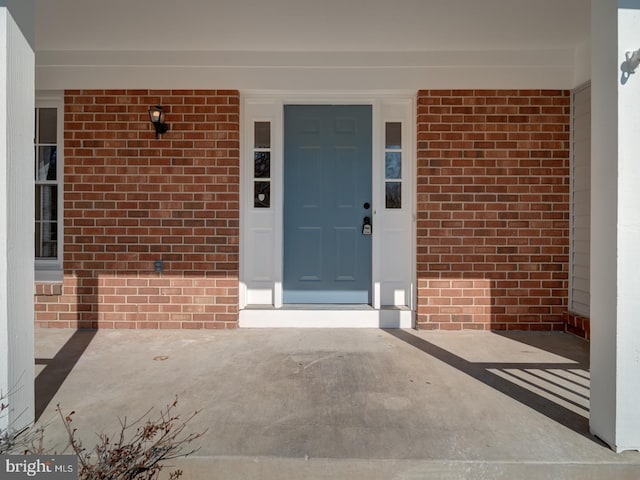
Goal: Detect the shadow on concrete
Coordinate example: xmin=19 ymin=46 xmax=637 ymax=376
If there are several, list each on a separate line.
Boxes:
xmin=492 ymin=330 xmax=589 ymax=364
xmin=384 ymin=329 xmax=606 ymax=447
xmin=34 ymin=329 xmax=97 ymax=421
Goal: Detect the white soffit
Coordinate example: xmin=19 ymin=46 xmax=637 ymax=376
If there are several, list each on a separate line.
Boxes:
xmin=35 ymin=0 xmax=589 ymax=52
xmin=34 ymin=0 xmax=590 ymax=89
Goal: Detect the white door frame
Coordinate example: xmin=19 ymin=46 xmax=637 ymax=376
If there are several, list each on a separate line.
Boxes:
xmin=239 ymin=91 xmax=415 ymax=327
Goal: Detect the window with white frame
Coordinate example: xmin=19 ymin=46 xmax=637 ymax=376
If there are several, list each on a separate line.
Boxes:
xmin=35 ymin=98 xmax=63 ymax=280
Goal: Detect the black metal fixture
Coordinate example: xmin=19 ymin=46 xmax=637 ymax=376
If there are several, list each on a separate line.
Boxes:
xmin=148 ymin=105 xmax=169 ymax=139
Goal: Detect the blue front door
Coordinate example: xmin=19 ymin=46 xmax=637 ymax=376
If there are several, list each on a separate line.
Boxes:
xmin=283 ymin=105 xmax=372 ymax=304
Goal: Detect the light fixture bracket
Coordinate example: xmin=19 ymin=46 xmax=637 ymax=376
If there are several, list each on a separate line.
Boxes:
xmin=625 ymin=49 xmax=640 ymax=74
xmin=148 ymin=105 xmax=169 ymax=139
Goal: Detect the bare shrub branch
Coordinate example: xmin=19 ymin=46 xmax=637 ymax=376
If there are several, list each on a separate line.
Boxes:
xmin=58 ymin=397 xmax=205 ymax=480
xmin=3 ymin=389 xmax=203 ymax=479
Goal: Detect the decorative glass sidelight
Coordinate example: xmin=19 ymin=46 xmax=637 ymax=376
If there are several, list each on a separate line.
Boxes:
xmin=385 ymin=182 xmax=402 ymax=209
xmin=254 ymin=152 xmax=271 ymax=178
xmin=384 ymin=122 xmax=402 ymax=209
xmin=253 ymin=122 xmax=271 ymax=208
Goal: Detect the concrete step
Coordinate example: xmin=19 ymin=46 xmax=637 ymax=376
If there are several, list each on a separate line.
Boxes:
xmin=161 ymin=456 xmax=640 ymax=480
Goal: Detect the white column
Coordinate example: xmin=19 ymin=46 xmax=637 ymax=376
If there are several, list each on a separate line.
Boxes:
xmin=590 ymin=0 xmax=640 ymax=453
xmin=0 ymin=3 xmax=34 ymax=433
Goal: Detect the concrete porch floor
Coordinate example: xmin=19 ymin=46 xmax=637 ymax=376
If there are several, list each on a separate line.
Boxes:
xmin=34 ymin=328 xmax=640 ymax=479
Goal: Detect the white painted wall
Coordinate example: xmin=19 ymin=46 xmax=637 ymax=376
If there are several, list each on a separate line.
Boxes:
xmin=574 ymin=39 xmax=592 ymax=86
xmin=589 ymin=0 xmax=619 ymax=450
xmin=0 ymin=7 xmax=35 ymax=432
xmin=613 ymin=3 xmax=640 ymax=452
xmin=589 ymin=0 xmax=640 ymax=452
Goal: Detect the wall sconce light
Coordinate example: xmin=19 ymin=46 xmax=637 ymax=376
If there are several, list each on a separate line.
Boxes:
xmin=148 ymin=105 xmax=169 ymax=139
xmin=626 ymin=49 xmax=640 ymax=74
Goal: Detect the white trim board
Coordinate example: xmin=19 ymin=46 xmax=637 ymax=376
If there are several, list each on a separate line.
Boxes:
xmin=239 ymin=307 xmax=413 ymax=328
xmin=35 ymin=50 xmax=579 ymax=90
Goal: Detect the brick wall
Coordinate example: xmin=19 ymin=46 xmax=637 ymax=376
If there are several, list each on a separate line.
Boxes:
xmin=563 ymin=312 xmax=590 ymax=340
xmin=416 ymin=90 xmax=570 ymax=331
xmin=35 ymin=89 xmax=240 ymax=329
xmin=35 ymin=88 xmax=570 ymax=330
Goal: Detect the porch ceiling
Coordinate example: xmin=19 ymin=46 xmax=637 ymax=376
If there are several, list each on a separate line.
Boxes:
xmin=35 ymin=0 xmax=589 ymax=53
xmin=33 ymin=0 xmax=591 ymax=90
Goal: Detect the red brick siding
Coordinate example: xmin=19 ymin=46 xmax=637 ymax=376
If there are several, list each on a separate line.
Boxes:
xmin=563 ymin=311 xmax=590 ymax=341
xmin=416 ymin=90 xmax=570 ymax=331
xmin=35 ymin=90 xmax=239 ymax=329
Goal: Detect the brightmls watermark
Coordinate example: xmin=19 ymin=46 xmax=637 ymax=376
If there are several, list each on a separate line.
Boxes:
xmin=0 ymin=456 xmax=77 ymax=479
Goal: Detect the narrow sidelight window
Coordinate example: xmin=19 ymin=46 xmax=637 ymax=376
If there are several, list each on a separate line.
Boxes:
xmin=253 ymin=121 xmax=271 ymax=208
xmin=384 ymin=122 xmax=402 ymax=209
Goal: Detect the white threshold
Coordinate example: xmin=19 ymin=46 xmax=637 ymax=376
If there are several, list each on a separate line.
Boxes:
xmin=239 ymin=305 xmax=414 ymax=328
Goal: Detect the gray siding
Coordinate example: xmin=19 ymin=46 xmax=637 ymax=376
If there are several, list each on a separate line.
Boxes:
xmin=570 ymin=84 xmax=591 ymax=317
